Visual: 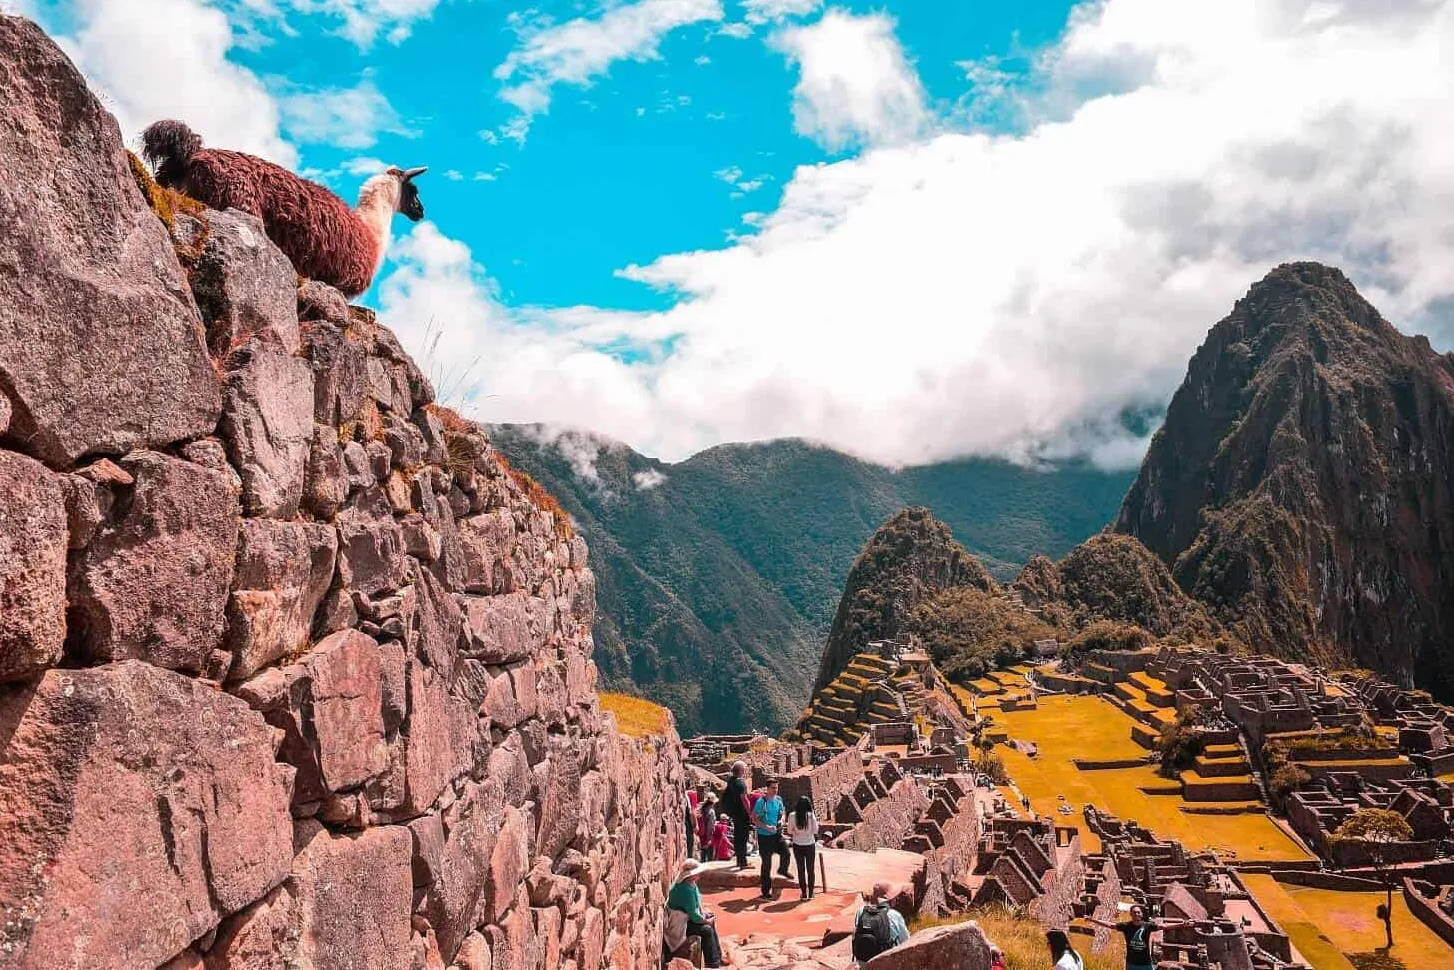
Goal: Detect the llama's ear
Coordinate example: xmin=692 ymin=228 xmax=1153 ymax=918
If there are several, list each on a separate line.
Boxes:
xmin=403 ymin=166 xmax=427 ymax=181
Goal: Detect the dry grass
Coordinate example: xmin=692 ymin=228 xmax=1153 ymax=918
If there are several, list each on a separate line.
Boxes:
xmin=909 ymin=906 xmax=1124 ymax=970
xmin=127 ymin=151 xmax=210 ymax=264
xmin=599 ymin=692 xmax=672 ymax=739
xmin=494 ymin=451 xmax=574 ymax=539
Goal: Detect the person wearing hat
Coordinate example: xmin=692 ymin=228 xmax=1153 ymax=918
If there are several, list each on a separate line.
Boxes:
xmin=668 ymin=859 xmax=729 ymax=967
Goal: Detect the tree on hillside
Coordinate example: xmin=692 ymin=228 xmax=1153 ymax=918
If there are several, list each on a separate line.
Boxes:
xmin=1156 ymin=706 xmax=1206 ymax=780
xmin=1332 ymin=808 xmax=1414 ymax=948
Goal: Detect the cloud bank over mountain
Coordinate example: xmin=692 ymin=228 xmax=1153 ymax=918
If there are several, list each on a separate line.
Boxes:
xmin=379 ymin=0 xmax=1454 ymax=467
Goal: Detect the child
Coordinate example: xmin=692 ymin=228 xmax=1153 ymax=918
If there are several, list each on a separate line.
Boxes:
xmin=711 ymin=818 xmax=733 ymax=863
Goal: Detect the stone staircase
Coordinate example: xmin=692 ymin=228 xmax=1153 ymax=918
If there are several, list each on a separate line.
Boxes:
xmin=794 ymin=652 xmax=913 ymax=745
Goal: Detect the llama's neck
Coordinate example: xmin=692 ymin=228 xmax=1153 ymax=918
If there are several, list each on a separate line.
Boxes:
xmin=355 ymin=175 xmax=398 ymax=274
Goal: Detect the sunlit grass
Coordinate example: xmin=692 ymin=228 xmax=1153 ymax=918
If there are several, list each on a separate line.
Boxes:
xmin=910 ymin=906 xmax=1125 ymax=970
xmin=995 ymin=695 xmax=1311 ymax=861
xmin=600 ymin=692 xmax=672 ymax=739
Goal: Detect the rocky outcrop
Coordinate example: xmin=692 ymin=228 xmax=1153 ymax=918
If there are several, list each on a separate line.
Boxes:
xmin=0 ymin=15 xmax=220 ymax=468
xmin=0 ymin=15 xmax=685 ymax=970
xmin=1115 ymin=263 xmax=1454 ymax=696
xmin=1012 ymin=533 xmax=1221 ymax=642
xmin=816 ymin=508 xmax=998 ymax=691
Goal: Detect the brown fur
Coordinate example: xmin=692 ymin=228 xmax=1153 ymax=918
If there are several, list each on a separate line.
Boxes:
xmin=144 ymin=122 xmax=383 ymax=297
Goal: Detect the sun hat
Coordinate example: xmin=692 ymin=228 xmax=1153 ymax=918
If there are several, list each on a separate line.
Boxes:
xmin=678 ymin=858 xmax=709 ymax=880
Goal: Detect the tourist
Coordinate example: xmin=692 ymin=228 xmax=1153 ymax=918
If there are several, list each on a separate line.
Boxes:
xmin=851 ymin=882 xmax=908 ymax=964
xmin=685 ymin=788 xmax=698 ymax=859
xmin=725 ymin=761 xmax=753 ymax=869
xmin=1089 ymin=903 xmax=1185 ymax=970
xmin=667 ymin=859 xmax=730 ymax=967
xmin=710 ymin=816 xmax=733 ymax=863
xmin=752 ymin=778 xmax=787 ymax=900
xmin=784 ymin=795 xmax=820 ymax=898
xmin=698 ymin=793 xmax=719 ymax=860
xmin=1046 ymin=929 xmax=1083 ymax=970
xmin=989 ymin=943 xmax=1007 ymax=970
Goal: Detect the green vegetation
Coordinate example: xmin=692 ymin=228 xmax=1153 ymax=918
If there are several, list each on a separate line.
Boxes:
xmin=1269 ymin=764 xmax=1313 ymax=807
xmin=909 ymin=587 xmax=1055 ymax=679
xmin=1262 ymin=724 xmax=1392 ymax=776
xmin=488 ymin=428 xmax=1130 ymax=735
xmin=816 ymin=507 xmax=998 ymax=689
xmin=1156 ymin=707 xmax=1207 ymax=779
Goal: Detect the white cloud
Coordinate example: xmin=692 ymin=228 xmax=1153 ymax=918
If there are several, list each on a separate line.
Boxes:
xmin=238 ymin=0 xmax=444 ymax=47
xmin=381 ymin=0 xmax=1454 ymax=471
xmin=742 ymin=0 xmax=821 ymax=25
xmin=343 ymin=155 xmax=388 ymax=175
xmin=444 ymin=169 xmax=463 ymax=180
xmin=58 ymin=0 xmax=294 ymax=165
xmin=717 ymin=21 xmax=752 ymax=38
xmin=714 ymin=165 xmax=744 ymax=184
xmin=632 ymin=468 xmax=668 ymax=490
xmin=279 ymin=77 xmax=413 ymax=149
xmin=495 ymin=0 xmax=724 ymax=138
xmin=770 ymin=9 xmax=928 ymax=151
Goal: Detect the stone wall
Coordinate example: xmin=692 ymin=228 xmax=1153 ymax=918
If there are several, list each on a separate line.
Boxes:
xmin=778 ymin=744 xmax=864 ymax=816
xmin=835 ymin=779 xmax=931 ymax=852
xmin=0 ymin=17 xmax=684 ymax=970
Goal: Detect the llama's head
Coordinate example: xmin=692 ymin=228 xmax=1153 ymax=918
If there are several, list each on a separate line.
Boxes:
xmin=359 ymin=167 xmax=428 ymax=223
xmin=388 ymin=166 xmax=427 ymax=221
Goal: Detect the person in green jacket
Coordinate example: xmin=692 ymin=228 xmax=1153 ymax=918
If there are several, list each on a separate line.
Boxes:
xmin=668 ymin=859 xmax=729 ymax=966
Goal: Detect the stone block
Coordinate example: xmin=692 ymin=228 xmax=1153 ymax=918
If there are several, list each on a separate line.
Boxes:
xmin=191 ymin=208 xmax=301 ymax=356
xmin=225 ymin=518 xmax=337 ymax=680
xmin=0 ymin=662 xmax=294 ymax=968
xmin=68 ymin=451 xmax=239 ymax=673
xmin=0 ymin=17 xmax=220 ymax=468
xmin=0 ymin=451 xmax=67 ymax=680
xmin=221 ymin=339 xmax=315 ymax=518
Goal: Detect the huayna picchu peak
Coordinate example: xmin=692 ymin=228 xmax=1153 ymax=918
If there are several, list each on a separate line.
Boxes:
xmin=1116 ymin=261 xmax=1454 ymax=699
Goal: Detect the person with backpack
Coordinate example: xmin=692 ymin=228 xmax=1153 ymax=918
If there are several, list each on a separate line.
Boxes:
xmin=852 ymin=882 xmax=908 ymax=964
xmin=1046 ymin=929 xmax=1083 ymax=970
xmin=752 ymin=778 xmax=787 ymax=900
xmin=784 ymin=795 xmax=820 ymax=899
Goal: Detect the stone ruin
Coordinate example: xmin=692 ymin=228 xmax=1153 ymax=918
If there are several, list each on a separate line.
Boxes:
xmin=0 ymin=15 xmax=685 ymax=970
xmin=1081 ymin=808 xmax=1307 ymax=970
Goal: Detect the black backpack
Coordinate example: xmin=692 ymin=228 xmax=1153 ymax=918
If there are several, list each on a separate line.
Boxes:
xmin=852 ymin=903 xmax=894 ymax=962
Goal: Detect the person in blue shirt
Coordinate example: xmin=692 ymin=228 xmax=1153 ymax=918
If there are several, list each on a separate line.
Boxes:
xmin=752 ymin=778 xmax=787 ymax=900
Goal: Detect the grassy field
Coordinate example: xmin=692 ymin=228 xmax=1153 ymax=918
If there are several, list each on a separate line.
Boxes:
xmin=599 ymin=692 xmax=672 ymax=738
xmin=1241 ymin=874 xmax=1454 ymax=970
xmin=994 ymin=694 xmax=1312 ymax=861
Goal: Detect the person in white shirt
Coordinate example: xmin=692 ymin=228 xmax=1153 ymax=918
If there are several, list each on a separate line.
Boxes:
xmin=1046 ymin=929 xmax=1084 ymax=970
xmin=784 ymin=795 xmax=820 ymax=899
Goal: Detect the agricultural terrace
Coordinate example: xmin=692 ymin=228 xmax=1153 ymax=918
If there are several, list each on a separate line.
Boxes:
xmin=994 ymin=694 xmax=1311 ymax=861
xmin=1241 ymin=874 xmax=1454 ymax=970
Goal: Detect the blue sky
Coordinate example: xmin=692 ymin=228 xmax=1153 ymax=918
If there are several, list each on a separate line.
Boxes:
xmin=16 ymin=0 xmax=1454 ymax=469
xmin=212 ymin=0 xmax=1080 ymax=312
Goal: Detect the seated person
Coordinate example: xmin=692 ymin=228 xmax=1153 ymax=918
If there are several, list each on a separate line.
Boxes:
xmin=852 ymin=881 xmax=910 ymax=963
xmin=667 ymin=859 xmax=731 ymax=967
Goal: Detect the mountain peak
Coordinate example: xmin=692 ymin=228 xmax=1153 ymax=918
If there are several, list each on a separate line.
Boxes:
xmin=814 ymin=507 xmax=997 ymax=691
xmin=1117 ymin=265 xmax=1454 ymax=695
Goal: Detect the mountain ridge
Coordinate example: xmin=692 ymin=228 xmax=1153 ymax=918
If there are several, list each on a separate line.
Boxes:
xmin=488 ymin=426 xmax=1135 ymax=734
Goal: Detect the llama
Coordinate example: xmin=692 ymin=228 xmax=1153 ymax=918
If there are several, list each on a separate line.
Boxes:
xmin=141 ymin=119 xmax=426 ymax=298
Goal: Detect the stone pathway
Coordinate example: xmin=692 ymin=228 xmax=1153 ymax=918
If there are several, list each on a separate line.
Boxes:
xmin=686 ymin=847 xmax=928 ymax=969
